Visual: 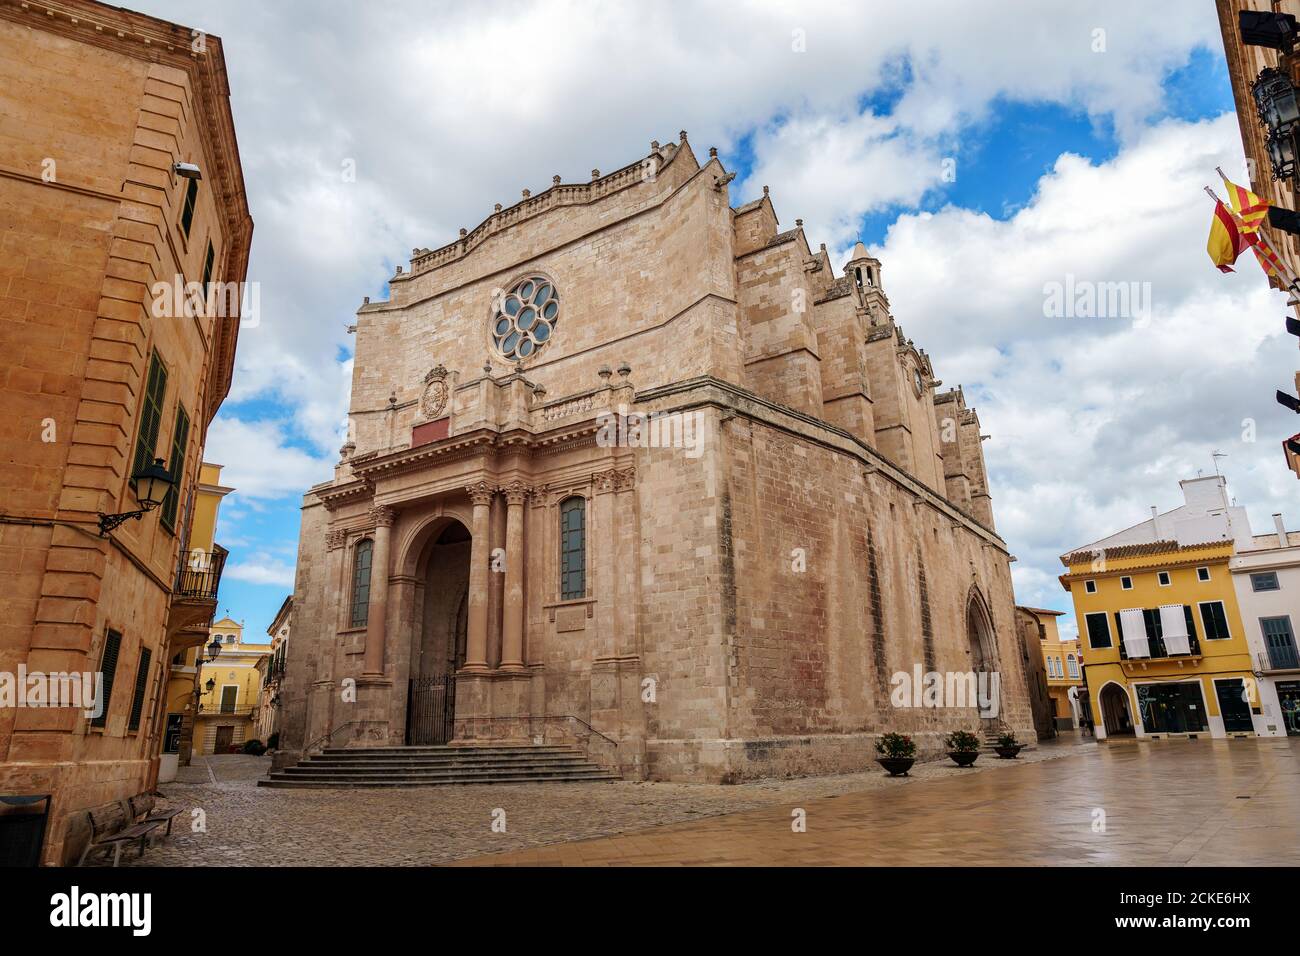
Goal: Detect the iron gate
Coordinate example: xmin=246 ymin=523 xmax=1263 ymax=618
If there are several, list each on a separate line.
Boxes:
xmin=406 ymin=675 xmax=456 ymax=745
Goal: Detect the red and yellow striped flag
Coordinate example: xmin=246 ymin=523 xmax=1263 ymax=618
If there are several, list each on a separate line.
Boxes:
xmin=1251 ymin=229 xmax=1287 ymax=285
xmin=1207 ymin=199 xmax=1249 ymax=272
xmin=1220 ymin=171 xmax=1269 ymax=234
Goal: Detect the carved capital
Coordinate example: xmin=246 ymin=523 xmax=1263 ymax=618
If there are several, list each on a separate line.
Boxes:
xmin=500 ymin=479 xmax=531 ymax=505
xmin=325 ymin=529 xmax=347 ymax=551
xmin=612 ymin=466 xmax=636 ymax=493
xmin=369 ymin=505 xmax=396 ymax=528
xmin=466 ymin=480 xmax=495 ymax=506
xmin=593 ymin=469 xmax=617 ymax=494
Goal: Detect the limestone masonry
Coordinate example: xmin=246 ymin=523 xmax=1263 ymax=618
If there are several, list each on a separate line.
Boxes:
xmin=282 ymin=133 xmax=1034 ymax=782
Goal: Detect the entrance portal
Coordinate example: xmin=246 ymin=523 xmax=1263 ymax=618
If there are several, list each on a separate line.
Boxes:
xmin=1099 ymin=683 xmax=1134 ymax=736
xmin=406 ymin=519 xmax=470 ymax=745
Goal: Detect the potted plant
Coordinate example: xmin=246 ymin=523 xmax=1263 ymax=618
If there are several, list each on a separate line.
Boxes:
xmin=874 ymin=732 xmax=917 ymax=776
xmin=945 ymin=729 xmax=981 ymax=767
xmin=994 ymin=731 xmax=1023 ymax=759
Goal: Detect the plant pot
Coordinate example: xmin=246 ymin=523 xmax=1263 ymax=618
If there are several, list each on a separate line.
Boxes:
xmin=947 ymin=750 xmax=979 ymax=767
xmin=875 ymin=756 xmax=915 ymax=777
xmin=995 ymin=744 xmax=1023 ymax=759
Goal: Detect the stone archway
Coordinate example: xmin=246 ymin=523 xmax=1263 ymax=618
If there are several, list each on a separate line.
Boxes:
xmin=1098 ymin=682 xmax=1134 ymax=738
xmin=965 ymin=588 xmax=998 ymax=674
xmin=405 ymin=517 xmax=471 ymax=745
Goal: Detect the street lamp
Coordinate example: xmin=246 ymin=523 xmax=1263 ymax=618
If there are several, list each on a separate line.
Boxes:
xmin=205 ymin=677 xmax=216 ymax=694
xmin=97 ymin=458 xmax=174 ymax=536
xmin=1253 ymin=67 xmax=1300 ymax=181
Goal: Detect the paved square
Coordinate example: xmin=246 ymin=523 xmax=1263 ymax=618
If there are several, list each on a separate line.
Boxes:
xmin=116 ymin=737 xmax=1299 ymax=866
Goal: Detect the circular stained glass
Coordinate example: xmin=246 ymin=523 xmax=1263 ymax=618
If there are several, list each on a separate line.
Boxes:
xmin=493 ymin=275 xmax=559 ymax=361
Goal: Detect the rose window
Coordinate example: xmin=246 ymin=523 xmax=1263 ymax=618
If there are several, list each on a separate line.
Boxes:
xmin=492 ymin=276 xmax=558 ymax=361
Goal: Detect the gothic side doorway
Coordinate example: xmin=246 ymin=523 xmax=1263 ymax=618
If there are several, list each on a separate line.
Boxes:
xmin=406 ymin=519 xmax=470 ymax=745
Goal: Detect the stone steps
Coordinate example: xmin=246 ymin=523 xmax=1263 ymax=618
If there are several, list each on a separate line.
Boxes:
xmin=259 ymin=744 xmax=619 ymax=789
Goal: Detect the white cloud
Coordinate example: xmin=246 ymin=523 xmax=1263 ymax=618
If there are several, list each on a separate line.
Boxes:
xmin=202 ymin=417 xmax=334 ymax=501
xmin=879 ymin=114 xmax=1298 ymax=613
xmin=224 ymin=556 xmax=297 ymax=588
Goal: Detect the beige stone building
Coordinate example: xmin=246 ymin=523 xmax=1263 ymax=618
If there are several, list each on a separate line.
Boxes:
xmin=253 ymin=595 xmax=291 ymax=744
xmin=0 ymin=0 xmax=250 ymax=863
xmin=1217 ymin=0 xmax=1300 ymax=476
xmin=282 ymin=133 xmax=1033 ymax=783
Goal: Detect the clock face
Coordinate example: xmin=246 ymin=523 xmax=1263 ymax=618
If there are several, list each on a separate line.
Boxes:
xmin=913 ymin=368 xmax=924 ymax=396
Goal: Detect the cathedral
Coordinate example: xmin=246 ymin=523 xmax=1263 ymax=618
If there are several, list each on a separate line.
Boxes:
xmin=279 ymin=132 xmax=1034 ymax=782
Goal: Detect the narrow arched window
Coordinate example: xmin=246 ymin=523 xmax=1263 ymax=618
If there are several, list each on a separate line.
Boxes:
xmin=559 ymin=497 xmax=586 ymax=600
xmin=1067 ymin=654 xmax=1079 ymax=678
xmin=350 ymin=539 xmax=373 ymax=628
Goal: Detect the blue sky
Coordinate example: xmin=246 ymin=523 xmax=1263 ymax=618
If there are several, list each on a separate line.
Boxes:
xmin=148 ymin=0 xmax=1292 ymax=643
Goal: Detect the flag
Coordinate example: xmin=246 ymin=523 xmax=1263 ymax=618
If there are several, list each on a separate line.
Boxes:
xmin=1251 ymin=228 xmax=1288 ymax=285
xmin=1219 ymin=171 xmax=1269 ymax=234
xmin=1207 ymin=199 xmax=1249 ymax=272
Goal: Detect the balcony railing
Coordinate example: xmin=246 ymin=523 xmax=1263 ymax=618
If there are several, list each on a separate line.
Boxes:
xmin=175 ymin=545 xmax=227 ymax=602
xmin=1260 ymin=647 xmax=1300 ymax=672
xmin=1119 ymin=632 xmax=1201 ymax=661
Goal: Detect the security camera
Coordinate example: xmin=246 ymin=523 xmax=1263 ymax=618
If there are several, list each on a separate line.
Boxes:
xmin=173 ymin=162 xmax=202 ymax=180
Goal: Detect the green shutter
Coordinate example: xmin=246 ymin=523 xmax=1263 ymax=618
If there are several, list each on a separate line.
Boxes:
xmin=180 ymin=177 xmax=198 ymax=238
xmin=91 ymin=629 xmax=123 ymax=728
xmin=159 ymin=405 xmax=190 ymax=533
xmin=131 ymin=352 xmax=168 ymax=482
xmin=201 ymin=240 xmax=215 ymax=289
xmin=127 ymin=647 xmax=152 ymax=732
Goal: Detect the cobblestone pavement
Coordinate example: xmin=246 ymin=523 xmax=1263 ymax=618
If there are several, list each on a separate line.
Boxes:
xmin=109 ymin=737 xmax=1096 ymax=866
xmin=456 ymin=736 xmax=1300 ymax=866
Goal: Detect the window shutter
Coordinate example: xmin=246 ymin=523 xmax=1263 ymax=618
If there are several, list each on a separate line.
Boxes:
xmin=159 ymin=405 xmax=190 ymax=532
xmin=91 ymin=629 xmax=123 ymax=728
xmin=180 ymin=177 xmax=198 ymax=238
xmin=127 ymin=648 xmax=152 ymax=731
xmin=131 ymin=353 xmax=168 ymax=481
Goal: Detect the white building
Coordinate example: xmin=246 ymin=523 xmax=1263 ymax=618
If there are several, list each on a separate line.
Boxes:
xmin=1231 ymin=513 xmax=1300 ymax=738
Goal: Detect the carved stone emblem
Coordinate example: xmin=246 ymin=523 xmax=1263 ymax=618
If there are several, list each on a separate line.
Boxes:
xmin=420 ymin=365 xmax=449 ymax=419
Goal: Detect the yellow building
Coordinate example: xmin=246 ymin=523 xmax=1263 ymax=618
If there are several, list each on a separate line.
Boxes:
xmin=1022 ymin=608 xmax=1083 ymax=729
xmin=1060 ymin=477 xmax=1262 ymax=740
xmin=193 ymin=617 xmax=271 ymax=755
xmin=159 ymin=463 xmax=234 ymax=780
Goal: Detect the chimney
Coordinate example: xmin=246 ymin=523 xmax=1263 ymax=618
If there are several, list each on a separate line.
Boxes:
xmin=1274 ymin=513 xmax=1288 ymax=545
xmin=1150 ymin=506 xmax=1159 ymax=538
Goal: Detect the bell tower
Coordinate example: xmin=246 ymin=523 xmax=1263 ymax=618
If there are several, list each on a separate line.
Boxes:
xmin=845 ymin=241 xmax=891 ymax=327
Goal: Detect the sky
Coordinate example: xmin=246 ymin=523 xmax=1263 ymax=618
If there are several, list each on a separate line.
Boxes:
xmin=126 ymin=0 xmax=1299 ymax=642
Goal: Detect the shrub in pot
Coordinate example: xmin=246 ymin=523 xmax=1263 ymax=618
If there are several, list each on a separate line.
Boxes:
xmin=874 ymin=732 xmax=917 ymax=776
xmin=945 ymin=729 xmax=981 ymax=767
xmin=994 ymin=731 xmax=1023 ymax=759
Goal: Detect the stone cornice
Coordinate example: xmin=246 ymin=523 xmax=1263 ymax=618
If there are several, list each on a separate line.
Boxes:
xmin=1 ymin=0 xmax=254 ymax=429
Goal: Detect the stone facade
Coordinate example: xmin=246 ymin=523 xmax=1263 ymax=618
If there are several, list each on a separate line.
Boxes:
xmin=282 ymin=133 xmax=1032 ymax=783
xmin=0 ymin=0 xmax=250 ymax=862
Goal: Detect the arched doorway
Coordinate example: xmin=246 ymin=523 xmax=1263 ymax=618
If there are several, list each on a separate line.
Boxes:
xmin=1099 ymin=683 xmax=1134 ymax=737
xmin=965 ymin=591 xmax=1000 ymax=736
xmin=406 ymin=519 xmax=471 ymax=744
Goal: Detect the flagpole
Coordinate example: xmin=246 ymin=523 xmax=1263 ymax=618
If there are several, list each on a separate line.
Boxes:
xmin=1208 ymin=185 xmax=1300 ymax=292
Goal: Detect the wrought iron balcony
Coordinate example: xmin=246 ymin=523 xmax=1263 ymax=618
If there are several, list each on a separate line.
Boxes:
xmin=1259 ymin=647 xmax=1300 ymax=673
xmin=175 ymin=545 xmax=227 ymax=602
xmin=1118 ymin=632 xmax=1202 ymax=661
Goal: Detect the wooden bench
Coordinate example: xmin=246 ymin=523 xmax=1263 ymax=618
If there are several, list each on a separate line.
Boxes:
xmin=77 ymin=797 xmax=161 ymax=867
xmin=128 ymin=793 xmax=183 ymax=837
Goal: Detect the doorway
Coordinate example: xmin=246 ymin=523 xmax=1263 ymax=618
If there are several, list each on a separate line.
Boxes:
xmin=1099 ymin=683 xmax=1134 ymax=736
xmin=1214 ymin=679 xmax=1254 ymax=733
xmin=213 ymin=725 xmax=234 ymax=753
xmin=406 ymin=519 xmax=471 ymax=744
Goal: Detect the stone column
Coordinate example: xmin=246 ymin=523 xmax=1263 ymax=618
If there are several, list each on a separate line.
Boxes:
xmin=464 ymin=481 xmax=494 ymax=673
xmin=499 ymin=480 xmax=529 ymax=672
xmin=361 ymin=506 xmax=395 ymax=678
